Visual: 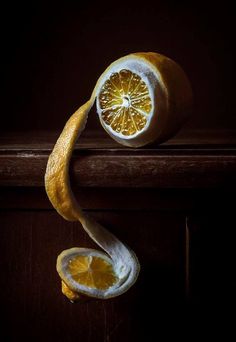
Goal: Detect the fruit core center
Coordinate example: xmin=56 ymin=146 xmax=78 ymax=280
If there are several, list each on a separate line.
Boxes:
xmin=122 ymin=95 xmax=130 ymax=108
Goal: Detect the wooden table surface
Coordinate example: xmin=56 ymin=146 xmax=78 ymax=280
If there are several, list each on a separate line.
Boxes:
xmin=0 ymin=129 xmax=235 ymax=340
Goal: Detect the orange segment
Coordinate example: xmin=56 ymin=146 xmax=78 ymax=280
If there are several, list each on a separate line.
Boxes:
xmin=119 ymin=69 xmax=132 ymax=94
xmin=99 ymin=69 xmax=152 ymax=136
xmin=129 ymin=108 xmax=147 ymax=131
xmin=67 ymin=255 xmax=118 ymax=290
xmin=131 ymin=95 xmax=152 ymax=113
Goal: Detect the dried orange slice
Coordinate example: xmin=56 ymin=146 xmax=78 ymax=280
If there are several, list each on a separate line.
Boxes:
xmin=45 ymin=52 xmax=192 ymax=301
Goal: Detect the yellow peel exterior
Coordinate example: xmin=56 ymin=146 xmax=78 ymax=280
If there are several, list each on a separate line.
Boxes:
xmin=45 ymin=101 xmax=93 ymax=221
xmin=61 ymin=281 xmax=80 ymax=302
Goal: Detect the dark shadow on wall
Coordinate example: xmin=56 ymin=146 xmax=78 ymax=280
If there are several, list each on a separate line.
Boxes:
xmin=1 ymin=0 xmax=235 ymax=134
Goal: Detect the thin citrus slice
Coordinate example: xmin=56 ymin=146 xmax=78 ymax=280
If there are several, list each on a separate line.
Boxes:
xmin=45 ymin=52 xmax=192 ymax=301
xmin=57 ymin=247 xmax=135 ymax=299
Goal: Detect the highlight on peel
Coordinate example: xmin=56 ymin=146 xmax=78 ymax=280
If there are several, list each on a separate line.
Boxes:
xmin=45 ymin=52 xmax=192 ymax=301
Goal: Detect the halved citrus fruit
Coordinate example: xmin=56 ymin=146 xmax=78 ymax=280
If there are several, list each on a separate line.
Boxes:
xmin=96 ymin=52 xmax=192 ymax=147
xmin=45 ymin=52 xmax=192 ymax=301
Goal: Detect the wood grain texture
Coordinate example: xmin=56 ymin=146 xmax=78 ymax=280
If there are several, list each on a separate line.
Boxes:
xmin=187 ymin=213 xmax=236 ymax=303
xmin=185 ymin=212 xmax=236 ymax=334
xmin=0 ymin=210 xmax=186 ymax=341
xmin=1 ymin=130 xmax=235 ymax=339
xmin=0 ymin=187 xmax=235 ymax=212
xmin=1 ymin=129 xmax=236 ymax=149
xmin=1 ymin=131 xmax=236 ymax=188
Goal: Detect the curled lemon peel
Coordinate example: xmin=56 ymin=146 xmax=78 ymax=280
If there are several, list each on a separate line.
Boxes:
xmin=45 ymin=52 xmax=192 ymax=300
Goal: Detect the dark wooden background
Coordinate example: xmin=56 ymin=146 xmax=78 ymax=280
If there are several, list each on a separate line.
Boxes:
xmin=0 ymin=0 xmax=235 ymax=133
xmin=1 ymin=1 xmax=236 ymax=340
